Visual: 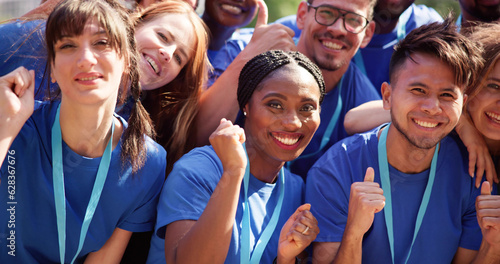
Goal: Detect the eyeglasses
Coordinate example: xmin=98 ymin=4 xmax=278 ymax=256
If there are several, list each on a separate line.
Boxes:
xmin=307 ymin=3 xmax=369 ymax=34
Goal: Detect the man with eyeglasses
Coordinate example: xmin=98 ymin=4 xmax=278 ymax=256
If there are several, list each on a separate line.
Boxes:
xmin=197 ymin=0 xmax=381 ymax=181
xmin=276 ymin=0 xmax=443 ymax=93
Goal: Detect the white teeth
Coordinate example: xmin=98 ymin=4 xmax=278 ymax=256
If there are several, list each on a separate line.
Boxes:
xmin=221 ymin=4 xmax=242 ymax=15
xmin=79 ymin=76 xmax=98 ymax=81
xmin=145 ymin=55 xmax=159 ymax=74
xmin=414 ymin=119 xmax=438 ymax=128
xmin=274 ymin=135 xmax=300 ymax=145
xmin=323 ymin=41 xmax=342 ymax=50
xmin=486 ymin=112 xmax=500 ymax=123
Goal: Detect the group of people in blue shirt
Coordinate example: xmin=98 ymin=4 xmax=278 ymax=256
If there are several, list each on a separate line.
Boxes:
xmin=2 ymin=0 xmax=500 ymax=263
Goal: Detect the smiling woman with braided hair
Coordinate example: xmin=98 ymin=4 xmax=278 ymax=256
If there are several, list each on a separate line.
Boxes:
xmin=146 ymin=50 xmax=324 ymax=264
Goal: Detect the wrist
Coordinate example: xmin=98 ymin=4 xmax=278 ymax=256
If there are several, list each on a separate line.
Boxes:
xmin=273 ymin=256 xmax=299 ymax=264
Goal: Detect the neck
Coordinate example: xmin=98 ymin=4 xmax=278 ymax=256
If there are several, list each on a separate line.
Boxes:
xmin=382 ymin=125 xmax=436 ymax=174
xmin=485 ymin=137 xmax=500 ymax=157
xmin=58 ymin=100 xmax=118 ymax=158
xmin=373 ymin=16 xmax=399 ymax=35
xmin=322 ymin=67 xmax=347 ymax=94
xmin=202 ymin=13 xmax=237 ymax=51
xmin=246 ymin=142 xmax=284 ymax=184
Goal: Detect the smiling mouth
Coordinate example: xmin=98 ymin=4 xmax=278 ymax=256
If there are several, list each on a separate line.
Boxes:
xmin=221 ymin=4 xmax=242 ymax=15
xmin=413 ymin=119 xmax=439 ymax=128
xmin=145 ymin=55 xmax=159 ymax=74
xmin=322 ymin=41 xmax=342 ymax=50
xmin=486 ymin=112 xmax=500 ymax=123
xmin=78 ymin=76 xmax=99 ymax=81
xmin=272 ymin=133 xmax=302 ymax=146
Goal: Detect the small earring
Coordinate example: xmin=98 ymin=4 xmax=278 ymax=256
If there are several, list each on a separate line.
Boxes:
xmin=243 ymin=111 xmax=247 ymax=116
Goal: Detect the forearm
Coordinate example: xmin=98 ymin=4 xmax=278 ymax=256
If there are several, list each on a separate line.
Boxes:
xmin=84 ymin=228 xmax=132 ymax=264
xmin=471 ymin=240 xmax=500 ymax=264
xmin=196 ymin=53 xmax=251 ymax=146
xmin=332 ymin=227 xmax=363 ymax=264
xmin=343 ymin=100 xmax=389 ymax=135
xmin=170 ymin=172 xmax=244 ymax=264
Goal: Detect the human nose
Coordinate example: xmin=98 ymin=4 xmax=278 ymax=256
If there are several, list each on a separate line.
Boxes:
xmin=159 ymin=45 xmax=176 ymax=62
xmin=281 ymin=110 xmax=302 ymax=130
xmin=421 ymin=96 xmax=442 ymax=115
xmin=77 ymin=46 xmax=97 ymax=69
xmin=326 ymin=15 xmax=347 ymax=34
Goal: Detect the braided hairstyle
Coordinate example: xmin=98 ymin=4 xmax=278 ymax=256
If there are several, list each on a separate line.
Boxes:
xmin=237 ymin=50 xmax=325 ymax=111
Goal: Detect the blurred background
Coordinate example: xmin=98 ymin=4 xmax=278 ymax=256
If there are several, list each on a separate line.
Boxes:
xmin=0 ymin=0 xmax=460 ymax=24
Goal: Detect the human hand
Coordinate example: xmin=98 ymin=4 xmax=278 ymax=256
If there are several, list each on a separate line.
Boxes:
xmin=476 ymin=182 xmax=500 ymax=248
xmin=209 ymin=118 xmax=247 ymax=178
xmin=241 ymin=0 xmax=296 ymax=60
xmin=344 ymin=168 xmax=385 ymax=238
xmin=456 ymin=113 xmax=498 ymax=188
xmin=277 ymin=203 xmax=319 ymax=264
xmin=0 ymin=67 xmax=35 ymax=132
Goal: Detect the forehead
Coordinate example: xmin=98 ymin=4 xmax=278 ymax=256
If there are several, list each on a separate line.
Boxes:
xmin=142 ymin=13 xmax=196 ymax=48
xmin=395 ymin=52 xmax=463 ymax=92
xmin=312 ymin=0 xmax=371 ymax=16
xmin=256 ymin=65 xmax=321 ymax=98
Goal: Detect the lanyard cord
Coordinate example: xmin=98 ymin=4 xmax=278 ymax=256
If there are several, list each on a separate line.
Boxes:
xmin=241 ymin=143 xmax=285 ymax=264
xmin=378 ymin=124 xmax=439 ymax=264
xmin=52 ymin=104 xmax=114 ymax=263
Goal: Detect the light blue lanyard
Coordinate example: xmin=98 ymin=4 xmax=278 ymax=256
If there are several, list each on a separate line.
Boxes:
xmin=354 ymin=14 xmax=407 ymax=75
xmin=456 ymin=14 xmax=462 ymax=31
xmin=52 ymin=104 xmax=114 ymax=264
xmin=286 ymin=76 xmax=343 ymax=170
xmin=240 ymin=143 xmax=285 ymax=264
xmin=378 ymin=124 xmax=438 ymax=264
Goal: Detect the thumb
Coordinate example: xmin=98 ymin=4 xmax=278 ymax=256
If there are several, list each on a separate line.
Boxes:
xmin=364 ymin=167 xmax=375 ymax=182
xmin=255 ymin=0 xmax=268 ymax=28
xmin=481 ymin=181 xmax=491 ymax=195
xmin=365 ymin=167 xmax=375 ymax=182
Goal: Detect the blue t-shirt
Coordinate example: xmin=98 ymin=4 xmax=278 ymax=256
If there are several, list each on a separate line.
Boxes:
xmin=146 ymin=145 xmax=304 ymax=264
xmin=0 ymin=102 xmax=166 ymax=263
xmin=286 ymin=63 xmax=380 ymax=179
xmin=0 ymin=20 xmax=58 ymax=100
xmin=273 ymin=4 xmax=443 ymax=92
xmin=306 ymin=125 xmax=482 ymax=263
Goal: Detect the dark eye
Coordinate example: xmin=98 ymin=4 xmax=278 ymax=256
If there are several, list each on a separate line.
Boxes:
xmin=300 ymin=104 xmax=316 ymax=112
xmin=157 ymin=32 xmax=168 ymax=43
xmin=174 ymin=54 xmax=182 ymax=65
xmin=268 ymin=101 xmax=283 ymax=109
xmin=57 ymin=42 xmax=75 ymax=50
xmin=440 ymin=92 xmax=455 ymax=99
xmin=487 ymin=83 xmax=500 ymax=90
xmin=411 ymin=88 xmax=425 ymax=94
xmin=95 ymin=39 xmax=109 ymax=46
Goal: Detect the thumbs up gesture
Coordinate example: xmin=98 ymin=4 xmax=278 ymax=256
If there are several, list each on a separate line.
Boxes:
xmin=240 ymin=0 xmax=296 ymax=60
xmin=345 ymin=167 xmax=385 ymax=238
xmin=476 ymin=182 xmax=500 ymax=248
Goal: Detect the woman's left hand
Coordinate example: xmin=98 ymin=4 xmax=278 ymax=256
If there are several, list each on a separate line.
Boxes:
xmin=276 ymin=203 xmax=319 ymax=264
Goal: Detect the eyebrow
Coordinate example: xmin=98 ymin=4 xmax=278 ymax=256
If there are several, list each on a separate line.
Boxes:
xmin=487 ymin=77 xmax=500 ymax=83
xmin=262 ymin=92 xmax=318 ymax=102
xmin=60 ymin=30 xmax=107 ymax=39
xmin=409 ymin=82 xmax=459 ymax=93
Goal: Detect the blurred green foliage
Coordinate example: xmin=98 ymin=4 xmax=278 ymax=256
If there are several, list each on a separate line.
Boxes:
xmin=415 ymin=0 xmax=460 ymax=18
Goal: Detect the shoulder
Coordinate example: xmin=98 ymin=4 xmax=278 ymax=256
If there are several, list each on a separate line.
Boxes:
xmin=167 ymin=145 xmax=223 ymax=183
xmin=408 ymin=4 xmax=444 ymax=26
xmin=343 ymin=63 xmax=380 ymax=99
xmin=311 ymin=125 xmax=381 ymax=171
